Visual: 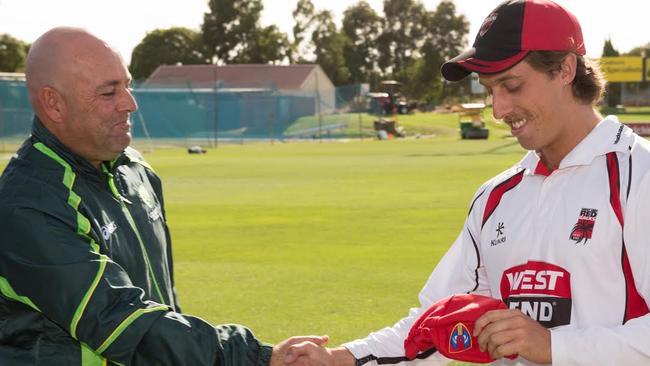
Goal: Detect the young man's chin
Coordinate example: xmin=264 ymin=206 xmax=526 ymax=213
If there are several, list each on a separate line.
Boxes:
xmin=515 ymin=137 xmax=537 ymax=151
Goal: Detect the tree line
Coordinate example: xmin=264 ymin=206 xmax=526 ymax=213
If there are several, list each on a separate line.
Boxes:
xmin=0 ymin=0 xmax=470 ymax=103
xmin=128 ymin=0 xmax=471 ymax=103
xmin=2 ymin=0 xmax=648 ymax=104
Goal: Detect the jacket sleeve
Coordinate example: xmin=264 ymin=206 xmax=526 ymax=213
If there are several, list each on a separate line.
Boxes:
xmin=0 ymin=201 xmax=272 ymax=366
xmin=550 ymin=169 xmax=650 ymax=365
xmin=342 ymin=188 xmax=491 ymax=366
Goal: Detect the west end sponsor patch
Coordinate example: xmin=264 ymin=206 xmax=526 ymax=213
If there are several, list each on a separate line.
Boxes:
xmin=500 ymin=261 xmax=572 ymax=328
xmin=570 ymin=208 xmax=598 ymax=245
xmin=449 ymin=322 xmax=472 ymax=354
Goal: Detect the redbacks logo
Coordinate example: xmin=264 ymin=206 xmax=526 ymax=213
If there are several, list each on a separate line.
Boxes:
xmin=479 ymin=12 xmax=498 ymax=37
xmin=500 ymin=261 xmax=572 ymax=328
xmin=449 ymin=322 xmax=472 ymax=353
xmin=569 ymin=208 xmax=598 ymax=244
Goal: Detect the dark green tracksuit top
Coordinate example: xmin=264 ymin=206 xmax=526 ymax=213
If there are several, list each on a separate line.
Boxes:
xmin=0 ymin=118 xmax=272 ymax=365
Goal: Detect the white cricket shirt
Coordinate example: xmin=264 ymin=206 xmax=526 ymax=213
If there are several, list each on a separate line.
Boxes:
xmin=344 ymin=116 xmax=650 ymax=365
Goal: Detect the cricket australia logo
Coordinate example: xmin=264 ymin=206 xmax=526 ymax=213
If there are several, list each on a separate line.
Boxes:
xmin=490 ymin=222 xmax=506 ymax=246
xmin=101 ymin=221 xmax=118 ymax=241
xmin=137 ymin=184 xmax=156 ymax=209
xmin=569 ymin=208 xmax=598 ymax=244
xmin=136 ymin=183 xmax=162 ymax=221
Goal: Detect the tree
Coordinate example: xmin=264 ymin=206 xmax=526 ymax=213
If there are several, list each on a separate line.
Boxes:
xmin=0 ymin=34 xmax=29 ymax=72
xmin=377 ymin=0 xmax=427 ymax=78
xmin=414 ymin=0 xmax=469 ymax=102
xmin=202 ymin=0 xmax=261 ymax=63
xmin=625 ymin=42 xmax=650 ymax=57
xmin=311 ymin=11 xmax=352 ymax=85
xmin=291 ymin=0 xmax=317 ymax=63
xmin=602 ymin=38 xmax=620 ymax=57
xmin=341 ymin=1 xmax=382 ymax=83
xmin=129 ymin=27 xmax=209 ymax=81
xmin=202 ymin=0 xmax=289 ymax=64
xmin=602 ymin=38 xmax=621 ymax=107
xmin=245 ymin=25 xmax=291 ymax=64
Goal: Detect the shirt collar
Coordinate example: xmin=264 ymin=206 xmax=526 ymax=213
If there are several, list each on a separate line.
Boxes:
xmin=518 ymin=115 xmax=632 ymax=176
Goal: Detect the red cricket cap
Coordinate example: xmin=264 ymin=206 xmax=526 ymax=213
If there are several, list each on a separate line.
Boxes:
xmin=404 ymin=294 xmax=517 ymax=364
xmin=441 ymin=0 xmax=585 ymax=81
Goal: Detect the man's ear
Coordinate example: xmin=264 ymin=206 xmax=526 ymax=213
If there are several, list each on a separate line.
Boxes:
xmin=559 ymin=53 xmax=577 ymax=86
xmin=39 ymin=86 xmax=66 ymax=124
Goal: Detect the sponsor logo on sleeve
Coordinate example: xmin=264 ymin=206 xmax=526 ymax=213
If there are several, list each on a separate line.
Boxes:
xmin=500 ymin=261 xmax=572 ymax=327
xmin=614 ymin=124 xmax=624 ymax=144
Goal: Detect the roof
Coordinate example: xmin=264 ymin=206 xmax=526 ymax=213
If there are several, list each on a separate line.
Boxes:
xmin=0 ymin=72 xmax=26 ymax=81
xmin=144 ymin=64 xmax=321 ymax=90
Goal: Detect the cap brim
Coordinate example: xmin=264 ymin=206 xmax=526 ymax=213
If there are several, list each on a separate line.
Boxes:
xmin=441 ymin=49 xmax=530 ymax=82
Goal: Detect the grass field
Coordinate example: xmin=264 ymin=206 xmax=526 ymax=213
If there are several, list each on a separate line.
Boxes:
xmin=0 ymin=108 xmax=648 ymax=361
xmin=0 ymin=125 xmax=524 ymax=346
xmin=287 ymin=108 xmax=512 ymax=139
xmin=132 ymin=134 xmax=525 ymax=346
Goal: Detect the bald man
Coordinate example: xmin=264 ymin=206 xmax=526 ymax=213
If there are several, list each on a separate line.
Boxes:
xmin=0 ymin=27 xmax=325 ymax=365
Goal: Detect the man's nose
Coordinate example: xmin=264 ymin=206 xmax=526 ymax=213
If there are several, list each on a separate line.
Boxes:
xmin=491 ymin=92 xmax=512 ymax=120
xmin=119 ymin=88 xmax=138 ymax=113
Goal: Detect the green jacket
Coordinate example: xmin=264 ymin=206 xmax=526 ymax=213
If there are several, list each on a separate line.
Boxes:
xmin=0 ymin=118 xmax=272 ymax=366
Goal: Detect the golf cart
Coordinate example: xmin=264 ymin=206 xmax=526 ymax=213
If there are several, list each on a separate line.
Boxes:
xmin=458 ymin=103 xmax=489 ymax=139
xmin=368 ymin=80 xmax=416 ymax=115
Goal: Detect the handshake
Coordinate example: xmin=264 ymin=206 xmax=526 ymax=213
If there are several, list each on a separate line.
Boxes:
xmin=270 ymin=336 xmax=353 ymax=366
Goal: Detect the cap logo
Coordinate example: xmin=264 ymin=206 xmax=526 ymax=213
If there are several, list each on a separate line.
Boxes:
xmin=479 ymin=12 xmax=498 ymax=37
xmin=449 ymin=322 xmax=472 ymax=353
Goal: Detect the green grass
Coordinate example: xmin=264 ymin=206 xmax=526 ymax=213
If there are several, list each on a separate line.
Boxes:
xmin=287 ymin=106 xmax=650 ymax=140
xmin=136 ymin=136 xmax=524 ymax=346
xmin=0 ymin=130 xmax=523 ymax=347
xmin=1 ymin=107 xmax=649 ymax=359
xmin=287 ymin=109 xmax=512 ymax=139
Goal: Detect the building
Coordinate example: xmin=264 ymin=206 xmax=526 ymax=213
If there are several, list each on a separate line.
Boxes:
xmin=145 ymin=64 xmax=336 ymax=114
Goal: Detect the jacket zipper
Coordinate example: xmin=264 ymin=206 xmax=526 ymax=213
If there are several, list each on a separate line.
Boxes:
xmin=102 ymin=165 xmax=167 ymax=306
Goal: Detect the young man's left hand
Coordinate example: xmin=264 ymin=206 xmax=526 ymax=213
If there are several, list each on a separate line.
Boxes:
xmin=474 ymin=309 xmax=552 ymax=364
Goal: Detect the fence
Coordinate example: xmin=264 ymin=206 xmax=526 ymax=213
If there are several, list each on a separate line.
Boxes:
xmin=0 ymin=77 xmax=372 ymax=151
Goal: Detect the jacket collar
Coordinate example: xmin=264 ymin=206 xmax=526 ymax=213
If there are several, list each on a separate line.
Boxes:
xmin=31 ymin=116 xmax=127 ymax=176
xmin=518 ymin=115 xmax=632 ymax=175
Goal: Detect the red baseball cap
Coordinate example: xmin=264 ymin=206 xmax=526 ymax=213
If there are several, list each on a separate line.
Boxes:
xmin=441 ymin=0 xmax=585 ymax=81
xmin=404 ymin=293 xmax=517 ymax=364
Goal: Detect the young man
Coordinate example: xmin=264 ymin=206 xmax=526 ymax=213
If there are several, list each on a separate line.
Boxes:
xmin=286 ymin=0 xmax=650 ymax=365
xmin=0 ymin=27 xmax=325 ymax=365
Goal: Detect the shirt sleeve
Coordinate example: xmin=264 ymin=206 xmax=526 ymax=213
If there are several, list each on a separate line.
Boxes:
xmin=0 ymin=203 xmax=271 ymax=366
xmin=550 ymin=169 xmax=650 ymax=365
xmin=343 ymin=189 xmax=491 ymax=366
